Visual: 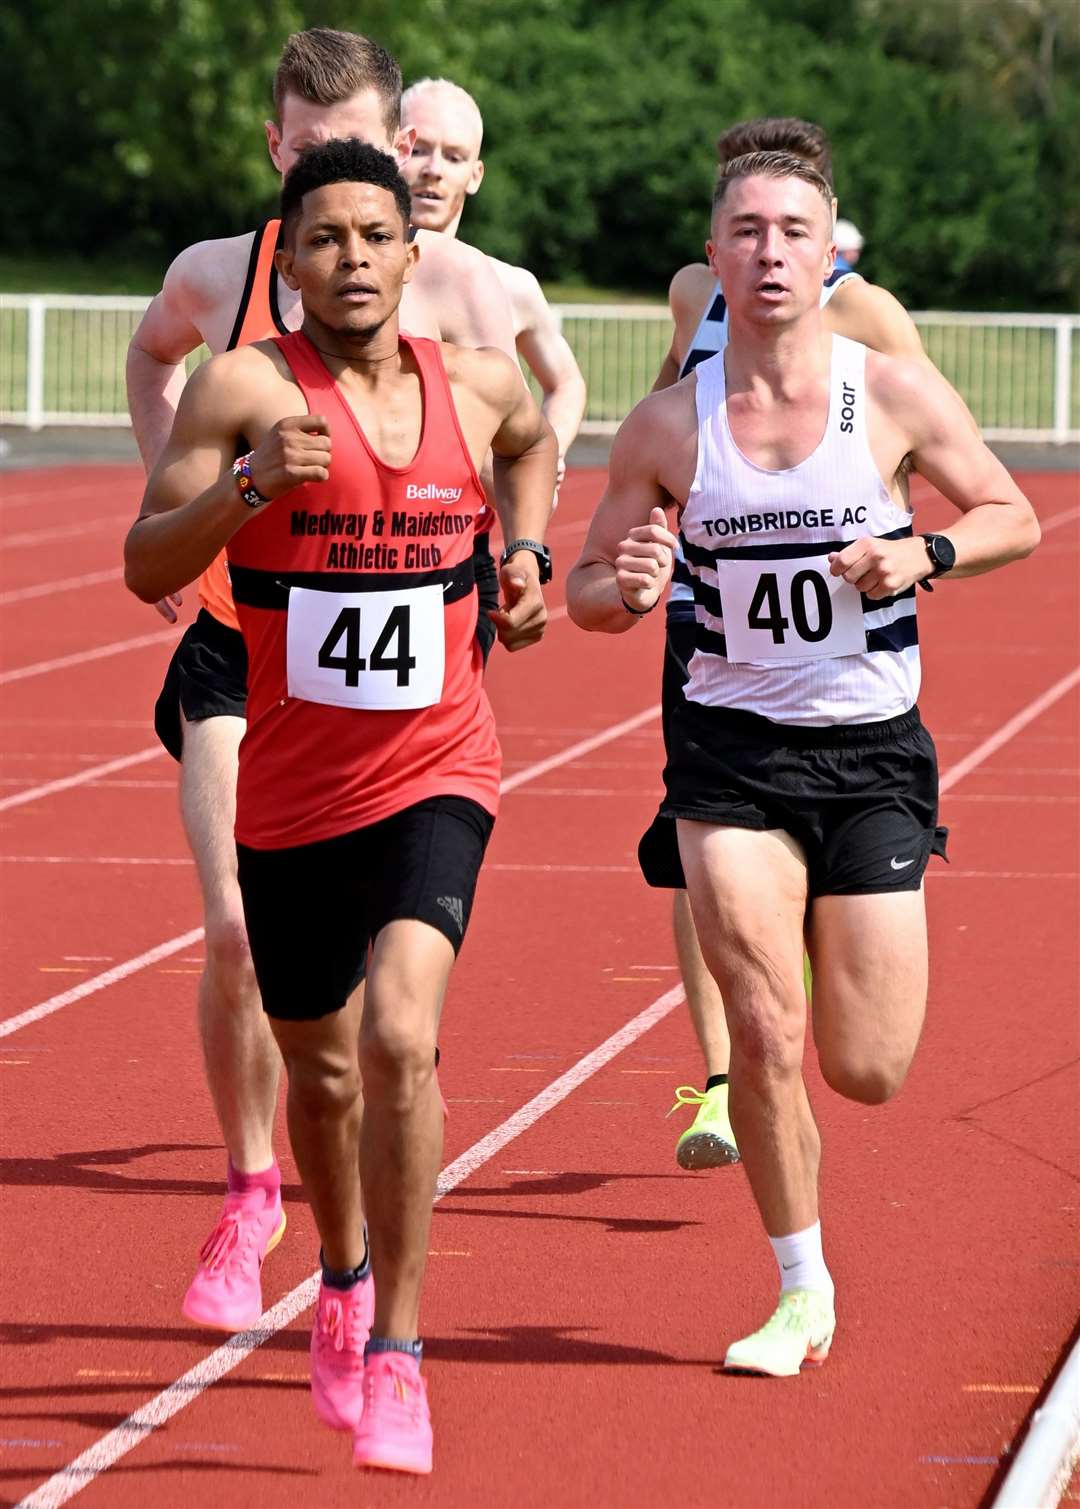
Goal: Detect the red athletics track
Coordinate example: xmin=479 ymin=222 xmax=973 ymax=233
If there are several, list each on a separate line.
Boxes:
xmin=0 ymin=461 xmax=1077 ymax=1509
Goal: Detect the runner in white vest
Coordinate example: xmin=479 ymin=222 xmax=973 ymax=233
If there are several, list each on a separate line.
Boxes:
xmin=647 ymin=115 xmax=965 ymax=1176
xmin=567 ymin=150 xmax=1039 ymax=1376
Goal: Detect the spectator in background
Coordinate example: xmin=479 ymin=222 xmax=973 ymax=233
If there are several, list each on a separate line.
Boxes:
xmin=834 ymin=217 xmax=864 ymax=270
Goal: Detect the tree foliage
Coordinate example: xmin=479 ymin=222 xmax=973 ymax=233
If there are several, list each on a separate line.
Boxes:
xmin=3 ymin=0 xmax=1076 ymax=306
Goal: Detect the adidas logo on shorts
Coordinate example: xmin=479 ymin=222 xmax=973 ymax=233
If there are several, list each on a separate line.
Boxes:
xmin=436 ymin=895 xmax=465 ymax=934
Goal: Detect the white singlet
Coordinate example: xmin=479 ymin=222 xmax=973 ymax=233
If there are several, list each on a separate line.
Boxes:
xmin=680 ymin=334 xmax=920 ymax=726
xmin=668 ymin=268 xmax=861 ymax=618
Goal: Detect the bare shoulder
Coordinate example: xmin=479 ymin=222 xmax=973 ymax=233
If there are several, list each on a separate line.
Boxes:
xmin=668 ymin=262 xmax=715 ymax=317
xmin=179 ymin=339 xmax=289 ymax=412
xmin=865 ymin=347 xmax=957 ymax=439
xmin=827 ymin=278 xmax=924 ymax=358
xmin=617 ymin=374 xmax=696 ymax=454
xmin=487 ymin=256 xmax=543 ymax=310
xmin=164 ymin=231 xmax=258 ymax=318
xmin=412 ymin=228 xmax=497 ymax=288
xmin=440 ymin=340 xmax=522 ymax=401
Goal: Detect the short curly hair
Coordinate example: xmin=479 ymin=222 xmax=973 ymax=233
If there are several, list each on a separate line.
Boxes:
xmin=280 ymin=139 xmax=412 ymax=237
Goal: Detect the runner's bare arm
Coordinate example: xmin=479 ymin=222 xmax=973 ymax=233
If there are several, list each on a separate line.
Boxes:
xmin=567 ymin=396 xmax=679 ymax=633
xmin=479 ymin=348 xmax=558 ymax=651
xmin=124 ymin=354 xmax=329 ymax=604
xmin=427 ymin=236 xmax=517 ymax=359
xmin=501 ymin=264 xmax=587 ymax=471
xmin=652 ymin=263 xmax=714 ymax=392
xmin=125 ymin=244 xmax=220 ymax=472
xmin=829 ymin=357 xmax=1040 ymax=599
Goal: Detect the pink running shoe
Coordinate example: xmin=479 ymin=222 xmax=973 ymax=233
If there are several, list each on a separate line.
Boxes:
xmin=181 ymin=1188 xmax=286 ymax=1331
xmin=310 ymin=1277 xmax=374 ymax=1432
xmin=353 ymin=1351 xmax=433 ymax=1475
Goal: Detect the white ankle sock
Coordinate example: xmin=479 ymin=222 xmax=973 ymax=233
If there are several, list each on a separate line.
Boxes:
xmin=769 ymin=1222 xmax=833 ymax=1297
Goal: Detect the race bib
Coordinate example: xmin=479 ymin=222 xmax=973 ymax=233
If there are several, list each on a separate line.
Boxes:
xmin=716 ymin=556 xmax=866 ymax=665
xmin=286 ymin=584 xmax=445 ymax=711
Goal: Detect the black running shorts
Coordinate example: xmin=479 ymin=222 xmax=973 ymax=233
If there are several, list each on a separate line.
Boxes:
xmin=154 ymin=609 xmax=248 ymax=762
xmin=236 ymin=796 xmax=494 ymax=1021
xmin=659 ymin=700 xmax=947 ymax=899
xmin=638 ymin=613 xmax=697 ymax=889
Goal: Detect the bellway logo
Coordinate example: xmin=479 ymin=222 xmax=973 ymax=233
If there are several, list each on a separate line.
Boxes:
xmin=407 ymin=483 xmax=463 ymax=503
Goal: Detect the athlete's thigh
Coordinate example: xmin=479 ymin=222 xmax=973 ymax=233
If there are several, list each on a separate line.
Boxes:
xmin=676 ymin=821 xmax=808 ymax=999
xmin=807 ymin=887 xmax=928 ymax=1078
xmin=363 ymin=920 xmax=455 ymax=1055
xmin=178 ymin=711 xmax=245 ymax=918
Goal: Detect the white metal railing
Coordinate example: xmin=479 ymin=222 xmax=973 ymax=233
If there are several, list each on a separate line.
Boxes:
xmin=2 ymin=292 xmax=1078 ymax=444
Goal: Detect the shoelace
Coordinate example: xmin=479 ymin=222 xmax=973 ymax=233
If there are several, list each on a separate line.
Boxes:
xmin=761 ymin=1293 xmax=828 ymax=1336
xmin=318 ymin=1291 xmax=368 ymax=1364
xmin=198 ymin=1212 xmax=241 ymax=1273
xmin=366 ymin=1359 xmax=425 ymax=1423
xmin=666 ymin=1085 xmax=708 ymax=1118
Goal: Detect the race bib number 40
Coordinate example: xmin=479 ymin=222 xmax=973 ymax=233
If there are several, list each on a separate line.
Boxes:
xmin=286 ymin=585 xmax=445 ymax=711
xmin=717 ymin=557 xmax=866 ymax=665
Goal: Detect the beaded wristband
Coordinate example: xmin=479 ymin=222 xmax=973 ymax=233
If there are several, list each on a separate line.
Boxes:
xmin=231 ymin=451 xmax=268 ymax=509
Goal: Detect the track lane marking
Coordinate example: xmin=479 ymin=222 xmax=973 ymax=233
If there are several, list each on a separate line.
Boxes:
xmin=0 ymin=569 xmax=123 ymax=606
xmin=0 ymin=747 xmax=164 ymax=812
xmin=10 ymin=664 xmax=1080 ymax=1499
xmin=3 ymin=515 xmax=133 ymax=549
xmin=0 ymin=706 xmax=661 ymax=1039
xmin=0 ymin=632 xmax=178 ymax=687
xmin=13 ymin=984 xmax=685 ymax=1509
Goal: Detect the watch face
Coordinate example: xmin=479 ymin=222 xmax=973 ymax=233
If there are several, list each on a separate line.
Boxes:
xmin=930 ymin=535 xmax=956 ymax=570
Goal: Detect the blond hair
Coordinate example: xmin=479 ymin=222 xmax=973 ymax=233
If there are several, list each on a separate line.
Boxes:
xmin=273 ymin=28 xmax=401 ymax=135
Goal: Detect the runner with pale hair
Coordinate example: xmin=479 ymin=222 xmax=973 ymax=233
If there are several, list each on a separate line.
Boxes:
xmin=402 ymin=76 xmax=586 ymax=489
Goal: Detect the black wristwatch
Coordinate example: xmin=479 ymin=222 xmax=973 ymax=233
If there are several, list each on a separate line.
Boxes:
xmin=918 ymin=533 xmax=956 ymax=591
xmin=500 ymin=537 xmax=552 ymax=584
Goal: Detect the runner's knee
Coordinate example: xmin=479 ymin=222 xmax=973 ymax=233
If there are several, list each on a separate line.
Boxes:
xmin=818 ymin=1044 xmax=912 ymax=1105
xmin=202 ymin=910 xmax=256 ymax=992
xmin=358 ymin=1013 xmax=437 ymax=1103
xmin=279 ymin=1034 xmax=362 ymax=1119
xmin=725 ymin=989 xmax=805 ymax=1083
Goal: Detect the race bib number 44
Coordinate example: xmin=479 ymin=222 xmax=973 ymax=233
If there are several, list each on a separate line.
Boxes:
xmin=717 ymin=557 xmax=866 ymax=665
xmin=286 ymin=585 xmax=445 ymax=711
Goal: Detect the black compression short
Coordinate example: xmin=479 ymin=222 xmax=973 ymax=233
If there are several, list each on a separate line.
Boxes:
xmin=236 ymin=795 xmax=494 ymax=1021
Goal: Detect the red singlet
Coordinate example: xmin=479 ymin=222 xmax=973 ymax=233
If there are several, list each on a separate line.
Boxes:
xmin=227 ymin=331 xmax=500 ymax=849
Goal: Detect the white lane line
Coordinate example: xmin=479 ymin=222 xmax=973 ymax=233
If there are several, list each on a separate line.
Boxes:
xmin=992 ymin=1336 xmax=1080 ymax=1509
xmin=0 ymin=482 xmax=137 ymax=511
xmin=0 ymin=705 xmax=661 ymax=1039
xmin=1038 ymin=504 xmax=1080 ymax=535
xmin=0 ymin=568 xmax=122 ymax=606
xmin=0 ymin=747 xmax=164 ymax=813
xmin=0 ymin=929 xmax=205 ymax=1042
xmin=500 ymin=705 xmax=659 ymax=794
xmin=3 ymin=515 xmax=132 ymax=549
xmin=8 ymin=666 xmax=1080 ymax=1497
xmin=13 ymin=983 xmax=684 ymax=1509
xmin=0 ymin=631 xmax=176 ymax=686
xmin=938 ymin=666 xmax=1080 ymax=794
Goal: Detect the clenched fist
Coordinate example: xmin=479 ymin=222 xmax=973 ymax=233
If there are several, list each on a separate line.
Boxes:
xmin=248 ymin=414 xmax=332 ymax=500
xmin=615 ymin=506 xmax=677 ymax=615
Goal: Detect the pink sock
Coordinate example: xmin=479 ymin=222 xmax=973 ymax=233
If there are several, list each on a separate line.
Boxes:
xmin=227 ymin=1156 xmax=280 ymax=1196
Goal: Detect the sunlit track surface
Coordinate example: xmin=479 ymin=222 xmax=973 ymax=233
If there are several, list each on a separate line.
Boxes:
xmin=1 ymin=461 xmax=1078 ymax=1509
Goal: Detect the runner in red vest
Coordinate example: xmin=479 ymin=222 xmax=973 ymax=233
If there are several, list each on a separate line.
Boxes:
xmin=126 ymin=28 xmax=527 ymax=1337
xmin=125 ymin=140 xmax=557 ymax=1476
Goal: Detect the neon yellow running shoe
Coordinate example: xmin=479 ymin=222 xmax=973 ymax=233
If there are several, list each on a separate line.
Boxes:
xmin=669 ymin=1083 xmax=739 ymax=1170
xmin=723 ymin=1288 xmax=835 ymax=1377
